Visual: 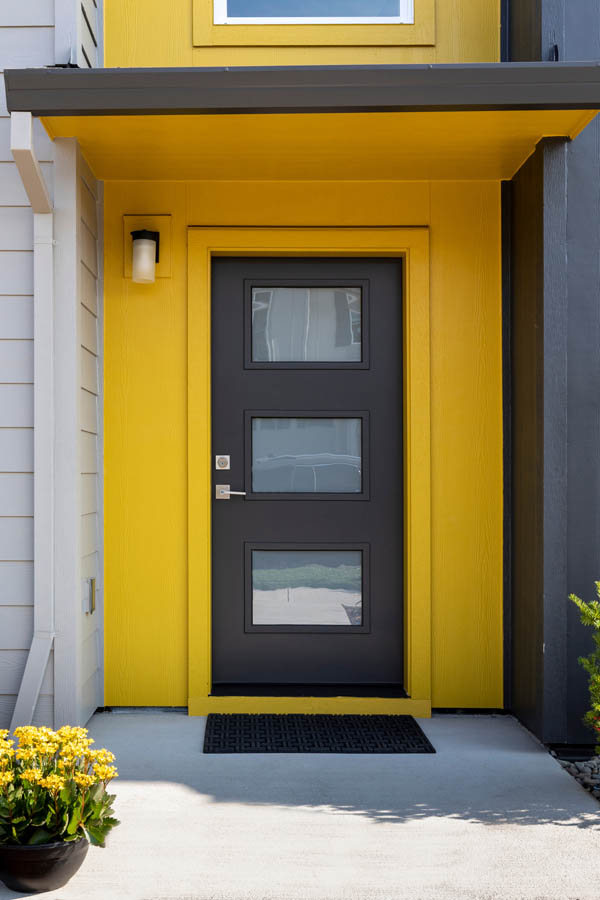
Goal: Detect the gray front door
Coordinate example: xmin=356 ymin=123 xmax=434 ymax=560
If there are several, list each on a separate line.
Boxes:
xmin=211 ymin=257 xmax=404 ymax=694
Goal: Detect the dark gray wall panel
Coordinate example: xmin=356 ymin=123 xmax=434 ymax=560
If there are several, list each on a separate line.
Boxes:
xmin=510 ymin=0 xmax=600 ymax=745
xmin=510 ymin=149 xmax=544 ymax=737
xmin=564 ymin=0 xmax=600 ymax=743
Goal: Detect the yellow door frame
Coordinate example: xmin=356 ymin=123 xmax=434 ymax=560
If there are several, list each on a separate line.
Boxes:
xmin=187 ymin=226 xmax=431 ymax=716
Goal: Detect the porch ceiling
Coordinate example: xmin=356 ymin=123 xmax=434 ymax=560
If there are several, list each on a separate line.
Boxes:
xmin=40 ymin=109 xmax=596 ymax=181
xmin=5 ymin=63 xmax=600 ymax=181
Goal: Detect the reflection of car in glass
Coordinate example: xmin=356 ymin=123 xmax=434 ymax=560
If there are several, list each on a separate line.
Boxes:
xmin=253 ymin=452 xmax=361 ymax=492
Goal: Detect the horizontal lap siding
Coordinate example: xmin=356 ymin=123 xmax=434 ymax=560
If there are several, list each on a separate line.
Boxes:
xmin=78 ymin=157 xmax=102 ymax=722
xmin=0 ymin=10 xmax=54 ymax=717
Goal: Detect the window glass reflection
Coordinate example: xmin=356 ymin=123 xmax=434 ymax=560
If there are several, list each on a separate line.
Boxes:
xmin=252 ymin=287 xmax=361 ymax=362
xmin=252 ymin=417 xmax=362 ymax=493
xmin=252 ymin=550 xmax=362 ymax=626
xmin=230 ymin=0 xmax=398 ymax=16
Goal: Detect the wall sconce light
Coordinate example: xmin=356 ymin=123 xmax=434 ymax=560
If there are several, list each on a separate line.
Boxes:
xmin=130 ymin=229 xmax=160 ymax=284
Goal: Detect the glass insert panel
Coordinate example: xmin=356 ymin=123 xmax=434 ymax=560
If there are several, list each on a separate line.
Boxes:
xmin=229 ymin=0 xmax=399 ymax=16
xmin=252 ymin=550 xmax=363 ymax=626
xmin=251 ymin=287 xmax=361 ymax=362
xmin=252 ymin=417 xmax=362 ymax=493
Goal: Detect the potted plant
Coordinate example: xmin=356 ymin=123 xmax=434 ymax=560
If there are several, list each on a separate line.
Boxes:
xmin=0 ymin=725 xmax=119 ymax=893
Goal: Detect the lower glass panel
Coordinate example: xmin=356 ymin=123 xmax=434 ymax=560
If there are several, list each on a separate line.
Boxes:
xmin=252 ymin=550 xmax=362 ymax=626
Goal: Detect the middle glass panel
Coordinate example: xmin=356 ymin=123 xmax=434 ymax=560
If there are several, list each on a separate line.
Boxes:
xmin=252 ymin=417 xmax=362 ymax=493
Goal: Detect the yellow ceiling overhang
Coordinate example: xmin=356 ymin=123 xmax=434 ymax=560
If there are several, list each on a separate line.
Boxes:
xmin=42 ymin=109 xmax=598 ymax=181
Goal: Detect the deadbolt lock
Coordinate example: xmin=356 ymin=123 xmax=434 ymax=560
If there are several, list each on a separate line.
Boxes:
xmin=215 ymin=455 xmax=230 ymax=470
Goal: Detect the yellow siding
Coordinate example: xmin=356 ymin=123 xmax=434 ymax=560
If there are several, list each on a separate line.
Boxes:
xmin=104 ymin=179 xmax=503 ymax=709
xmin=104 ymin=0 xmax=500 ymax=67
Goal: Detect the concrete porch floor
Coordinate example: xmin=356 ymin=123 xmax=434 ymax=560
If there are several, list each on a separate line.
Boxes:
xmin=1 ymin=713 xmax=599 ymax=900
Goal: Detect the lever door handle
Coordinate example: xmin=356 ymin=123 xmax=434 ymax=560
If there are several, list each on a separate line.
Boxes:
xmin=215 ymin=484 xmax=246 ymax=500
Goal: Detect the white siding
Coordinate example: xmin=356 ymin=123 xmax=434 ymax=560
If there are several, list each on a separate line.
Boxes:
xmin=0 ymin=3 xmax=54 ymax=726
xmin=55 ymin=0 xmax=100 ymax=68
xmin=53 ymin=140 xmax=103 ymax=728
xmin=77 ymin=155 xmax=103 ymax=724
xmin=1 ymin=4 xmax=104 ymax=729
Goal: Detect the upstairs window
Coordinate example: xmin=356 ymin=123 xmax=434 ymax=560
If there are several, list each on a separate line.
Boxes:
xmin=214 ymin=0 xmax=414 ymax=24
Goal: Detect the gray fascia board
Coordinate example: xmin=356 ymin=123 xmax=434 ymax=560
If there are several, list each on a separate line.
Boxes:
xmin=4 ymin=62 xmax=600 ymax=117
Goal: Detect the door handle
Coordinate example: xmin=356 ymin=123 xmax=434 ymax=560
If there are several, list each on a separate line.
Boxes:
xmin=215 ymin=484 xmax=247 ymax=500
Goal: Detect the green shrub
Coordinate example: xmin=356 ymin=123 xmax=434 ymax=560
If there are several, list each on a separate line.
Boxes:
xmin=569 ymin=584 xmax=600 ymax=754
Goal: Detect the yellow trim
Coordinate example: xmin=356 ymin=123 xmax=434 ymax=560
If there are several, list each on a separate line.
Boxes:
xmin=187 ymin=226 xmax=431 ymax=716
xmin=193 ymin=0 xmax=434 ymax=46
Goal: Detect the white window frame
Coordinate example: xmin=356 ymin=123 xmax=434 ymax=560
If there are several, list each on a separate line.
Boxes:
xmin=213 ymin=0 xmax=414 ymax=25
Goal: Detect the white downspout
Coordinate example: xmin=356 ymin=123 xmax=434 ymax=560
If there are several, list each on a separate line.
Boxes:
xmin=9 ymin=112 xmax=55 ymax=731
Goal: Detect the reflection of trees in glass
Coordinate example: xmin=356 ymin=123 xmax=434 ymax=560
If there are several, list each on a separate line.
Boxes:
xmin=253 ymin=563 xmax=362 ymax=593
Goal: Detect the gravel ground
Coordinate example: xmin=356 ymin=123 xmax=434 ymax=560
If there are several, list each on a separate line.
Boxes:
xmin=554 ymin=752 xmax=600 ymax=800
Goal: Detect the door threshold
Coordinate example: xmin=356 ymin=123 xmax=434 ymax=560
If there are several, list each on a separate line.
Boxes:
xmin=210 ymin=683 xmax=407 ymax=698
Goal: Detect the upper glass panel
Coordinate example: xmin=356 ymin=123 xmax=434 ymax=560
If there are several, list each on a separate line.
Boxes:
xmin=252 ymin=287 xmax=361 ymax=363
xmin=230 ymin=0 xmax=397 ymax=15
xmin=214 ymin=0 xmax=413 ymax=24
xmin=252 ymin=417 xmax=362 ymax=493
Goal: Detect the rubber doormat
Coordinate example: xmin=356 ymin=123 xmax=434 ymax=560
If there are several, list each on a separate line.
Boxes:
xmin=203 ymin=713 xmax=435 ymax=754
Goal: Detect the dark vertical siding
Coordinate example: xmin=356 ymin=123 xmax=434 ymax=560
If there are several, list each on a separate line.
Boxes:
xmin=510 ymin=150 xmax=544 ymax=736
xmin=564 ymin=0 xmax=600 ymax=744
xmin=510 ymin=141 xmax=569 ymax=742
xmin=509 ymin=0 xmax=599 ymax=745
xmin=510 ymin=1 xmax=541 ymax=60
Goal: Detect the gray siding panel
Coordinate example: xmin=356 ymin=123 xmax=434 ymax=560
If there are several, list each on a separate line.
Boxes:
xmin=0 ymin=518 xmax=33 ymax=560
xmin=0 ymin=605 xmax=33 ymax=649
xmin=0 ymin=694 xmax=53 ymax=729
xmin=0 ymin=2 xmax=59 ymax=726
xmin=0 ymin=28 xmax=54 ymax=68
xmin=0 ymin=299 xmax=33 ymax=337
xmin=0 ymin=76 xmax=7 ymax=117
xmin=0 ymin=474 xmax=33 ymax=515
xmin=0 ymin=385 xmax=33 ymax=426
xmin=0 ymin=649 xmax=53 ymax=694
xmin=0 ymin=163 xmax=53 ymax=207
xmin=0 ymin=209 xmax=33 ymax=250
xmin=1 ymin=1 xmax=55 ymax=27
xmin=0 ymin=562 xmax=33 ymax=605
xmin=0 ymin=340 xmax=33 ymax=382
xmin=0 ymin=251 xmax=33 ymax=294
xmin=0 ymin=429 xmax=33 ymax=472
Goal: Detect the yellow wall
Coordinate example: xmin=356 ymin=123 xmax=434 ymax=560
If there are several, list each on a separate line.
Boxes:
xmin=104 ymin=179 xmax=503 ymax=709
xmin=104 ymin=0 xmax=500 ymax=67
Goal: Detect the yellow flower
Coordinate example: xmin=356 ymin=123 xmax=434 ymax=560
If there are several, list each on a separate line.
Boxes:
xmin=88 ymin=748 xmax=115 ymax=765
xmin=20 ymin=768 xmax=42 ymax=783
xmin=93 ymin=764 xmax=118 ymax=782
xmin=0 ymin=772 xmax=14 ymax=786
xmin=73 ymin=772 xmax=95 ymax=789
xmin=38 ymin=774 xmax=66 ymax=793
xmin=16 ymin=747 xmax=38 ymax=762
xmin=0 ymin=750 xmax=15 ymax=768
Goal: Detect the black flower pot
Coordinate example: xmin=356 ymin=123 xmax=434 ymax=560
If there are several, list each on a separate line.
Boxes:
xmin=0 ymin=837 xmax=89 ymax=893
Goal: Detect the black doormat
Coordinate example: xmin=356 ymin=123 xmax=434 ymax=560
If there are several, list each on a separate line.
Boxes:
xmin=203 ymin=713 xmax=435 ymax=754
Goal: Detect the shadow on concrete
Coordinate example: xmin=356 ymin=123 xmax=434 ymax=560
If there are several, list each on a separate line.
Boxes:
xmin=82 ymin=711 xmax=600 ymax=831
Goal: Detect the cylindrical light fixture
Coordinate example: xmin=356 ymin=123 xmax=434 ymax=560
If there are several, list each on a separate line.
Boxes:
xmin=131 ymin=229 xmax=160 ymax=284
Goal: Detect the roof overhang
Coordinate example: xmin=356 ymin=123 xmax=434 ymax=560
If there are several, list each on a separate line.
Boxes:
xmin=5 ymin=62 xmax=600 ymax=181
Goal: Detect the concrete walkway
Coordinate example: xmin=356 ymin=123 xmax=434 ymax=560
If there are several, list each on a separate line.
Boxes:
xmin=1 ymin=713 xmax=599 ymax=900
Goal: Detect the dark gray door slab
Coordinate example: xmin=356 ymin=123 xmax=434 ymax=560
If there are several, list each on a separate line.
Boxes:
xmin=211 ymin=257 xmax=404 ymax=689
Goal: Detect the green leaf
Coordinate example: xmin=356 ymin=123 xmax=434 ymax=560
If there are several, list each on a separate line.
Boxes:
xmin=27 ymin=828 xmax=54 ymax=845
xmin=85 ymin=823 xmax=106 ymax=847
xmin=67 ymin=808 xmax=82 ymax=835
